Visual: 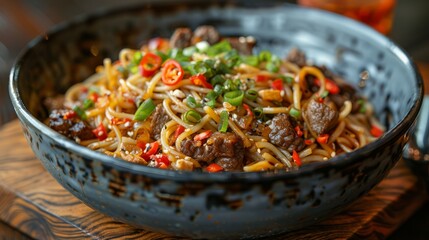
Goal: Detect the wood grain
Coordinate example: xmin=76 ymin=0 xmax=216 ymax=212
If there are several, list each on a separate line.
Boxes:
xmin=0 ymin=120 xmax=427 ymax=239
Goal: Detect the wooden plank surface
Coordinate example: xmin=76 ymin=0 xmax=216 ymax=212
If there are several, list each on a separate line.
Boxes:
xmin=0 ymin=120 xmax=427 ymax=239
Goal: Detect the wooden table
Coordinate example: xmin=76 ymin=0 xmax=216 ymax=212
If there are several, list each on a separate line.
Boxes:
xmin=0 ymin=62 xmax=428 ymax=239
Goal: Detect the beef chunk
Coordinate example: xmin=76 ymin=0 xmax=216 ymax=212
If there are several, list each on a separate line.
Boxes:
xmin=224 ymin=37 xmax=256 ymax=55
xmin=169 ymin=27 xmax=193 ymax=49
xmin=180 ymin=132 xmax=245 ymax=171
xmin=267 ymin=114 xmax=304 ymax=152
xmin=286 ymin=48 xmax=306 ymax=67
xmin=304 ymin=98 xmax=339 ymax=136
xmin=192 ymin=25 xmax=220 ymax=44
xmin=150 ymin=104 xmax=171 ymax=140
xmin=49 ymin=109 xmax=95 ymax=141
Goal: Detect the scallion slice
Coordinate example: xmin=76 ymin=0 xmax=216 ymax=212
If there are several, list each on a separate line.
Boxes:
xmin=218 ymin=110 xmax=229 ymax=132
xmin=223 ymin=90 xmax=244 ymax=107
xmin=134 ymin=98 xmax=156 ymax=121
xmin=289 ymin=107 xmax=301 ymax=119
xmin=182 ymin=110 xmax=202 ymax=124
xmin=245 ymin=89 xmax=258 ymax=101
xmin=73 ymin=106 xmax=87 ymax=120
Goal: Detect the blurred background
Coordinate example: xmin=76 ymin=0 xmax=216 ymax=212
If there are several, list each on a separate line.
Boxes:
xmin=0 ymin=0 xmax=428 ymax=238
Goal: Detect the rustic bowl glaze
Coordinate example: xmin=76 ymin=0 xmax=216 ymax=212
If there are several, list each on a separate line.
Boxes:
xmin=9 ymin=1 xmax=423 ymax=238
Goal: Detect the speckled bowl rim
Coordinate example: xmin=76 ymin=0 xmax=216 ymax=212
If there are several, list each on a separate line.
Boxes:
xmin=9 ymin=3 xmax=424 ymax=183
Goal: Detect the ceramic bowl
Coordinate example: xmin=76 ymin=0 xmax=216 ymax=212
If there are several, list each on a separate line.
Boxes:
xmin=9 ymin=1 xmax=423 ymax=238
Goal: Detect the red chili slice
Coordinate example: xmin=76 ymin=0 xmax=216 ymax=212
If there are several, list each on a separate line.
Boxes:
xmin=162 ymin=59 xmax=184 ymax=86
xmin=206 ymin=163 xmax=223 ymax=173
xmin=148 ymin=37 xmax=170 ymax=52
xmin=138 ymin=141 xmax=160 ymax=160
xmin=294 ymin=126 xmax=303 ymax=137
xmin=256 ymin=74 xmax=271 ymax=82
xmin=243 ymin=104 xmax=253 ymax=117
xmin=370 ymin=125 xmax=384 ymax=137
xmin=194 ymin=130 xmax=212 ymax=142
xmin=151 ymin=154 xmax=170 ymax=168
xmin=292 ymin=150 xmax=302 ymax=167
xmin=92 ymin=123 xmax=108 ymax=141
xmin=190 ymin=74 xmax=213 ymax=89
xmin=140 ymin=52 xmax=162 ymax=77
xmin=271 ymin=79 xmax=284 ymax=90
xmin=314 ymin=78 xmax=340 ymax=95
xmin=316 ymin=134 xmax=329 ymax=144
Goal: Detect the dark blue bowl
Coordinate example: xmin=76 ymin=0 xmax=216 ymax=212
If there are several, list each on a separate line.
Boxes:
xmin=9 ymin=1 xmax=423 ymax=238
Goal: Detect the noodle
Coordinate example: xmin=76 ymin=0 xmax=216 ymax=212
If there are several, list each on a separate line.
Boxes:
xmin=46 ymin=26 xmax=381 ymax=172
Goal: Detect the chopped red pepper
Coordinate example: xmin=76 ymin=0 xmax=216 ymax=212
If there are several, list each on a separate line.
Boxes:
xmin=271 ymin=79 xmax=284 ymax=90
xmin=256 ymin=74 xmax=271 ymax=82
xmin=92 ymin=123 xmax=108 ymax=141
xmin=173 ymin=125 xmax=185 ymax=142
xmin=111 ymin=118 xmax=132 ymax=125
xmin=243 ymin=104 xmax=253 ymax=117
xmin=206 ymin=163 xmax=223 ymax=173
xmin=304 ymin=139 xmax=314 ymax=145
xmin=140 ymin=52 xmax=162 ymax=77
xmin=190 ymin=74 xmax=213 ymax=89
xmin=138 ymin=141 xmax=160 ymax=160
xmin=63 ymin=110 xmax=76 ymax=120
xmin=148 ymin=37 xmax=170 ymax=52
xmin=194 ymin=130 xmax=212 ymax=142
xmin=294 ymin=126 xmax=303 ymax=137
xmin=316 ymin=134 xmax=329 ymax=144
xmin=151 ymin=154 xmax=170 ymax=168
xmin=292 ymin=150 xmax=302 ymax=167
xmin=314 ymin=78 xmax=340 ymax=95
xmin=370 ymin=125 xmax=384 ymax=137
xmin=162 ymin=59 xmax=184 ymax=86
xmin=88 ymin=92 xmax=99 ymax=103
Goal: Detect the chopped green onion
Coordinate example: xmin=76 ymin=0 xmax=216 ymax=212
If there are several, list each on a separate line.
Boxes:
xmin=183 ymin=46 xmax=197 ymax=56
xmin=73 ymin=106 xmax=87 ymax=120
xmin=134 ymin=98 xmax=156 ymax=121
xmin=214 ymin=84 xmax=224 ymax=94
xmin=182 ymin=110 xmax=202 ymax=124
xmin=245 ymin=89 xmax=258 ymax=101
xmin=259 ymin=50 xmax=272 ymax=62
xmin=211 ymin=75 xmax=225 ymax=86
xmin=132 ymin=51 xmax=143 ymax=65
xmin=206 ymin=90 xmax=219 ymax=100
xmin=130 ymin=65 xmax=139 ymax=74
xmin=206 ymin=40 xmax=232 ymax=57
xmin=218 ymin=110 xmax=229 ymax=132
xmin=242 ymin=55 xmax=259 ymax=67
xmin=155 ymin=50 xmax=169 ymax=62
xmin=206 ymin=99 xmax=217 ymax=108
xmin=266 ymin=62 xmax=279 ymax=73
xmin=223 ymin=49 xmax=241 ymax=68
xmin=320 ymin=90 xmax=329 ymax=98
xmin=223 ymin=90 xmax=244 ymax=106
xmin=357 ymin=99 xmax=366 ymax=113
xmin=82 ymin=99 xmax=94 ymax=110
xmin=253 ymin=107 xmax=264 ymax=119
xmin=289 ymin=107 xmax=301 ymax=119
xmin=224 ymin=79 xmax=239 ymax=91
xmin=196 ymin=41 xmax=210 ymax=52
xmin=186 ymin=96 xmax=200 ymax=108
xmin=282 ymin=76 xmax=294 ymax=85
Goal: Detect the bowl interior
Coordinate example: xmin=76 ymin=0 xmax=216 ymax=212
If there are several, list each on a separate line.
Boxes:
xmin=11 ymin=1 xmax=422 ymax=175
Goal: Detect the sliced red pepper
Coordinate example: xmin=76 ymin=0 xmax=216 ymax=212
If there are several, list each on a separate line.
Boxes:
xmin=370 ymin=125 xmax=384 ymax=137
xmin=304 ymin=139 xmax=314 ymax=145
xmin=172 ymin=125 xmax=185 ymax=142
xmin=243 ymin=104 xmax=253 ymax=117
xmin=316 ymin=134 xmax=329 ymax=144
xmin=140 ymin=52 xmax=162 ymax=77
xmin=151 ymin=154 xmax=170 ymax=168
xmin=110 ymin=118 xmax=132 ymax=125
xmin=162 ymin=59 xmax=184 ymax=86
xmin=138 ymin=141 xmax=160 ymax=160
xmin=92 ymin=123 xmax=108 ymax=141
xmin=271 ymin=79 xmax=284 ymax=90
xmin=314 ymin=78 xmax=340 ymax=95
xmin=63 ymin=110 xmax=77 ymax=120
xmin=256 ymin=74 xmax=271 ymax=82
xmin=88 ymin=92 xmax=99 ymax=103
xmin=206 ymin=163 xmax=223 ymax=173
xmin=292 ymin=150 xmax=302 ymax=167
xmin=294 ymin=126 xmax=303 ymax=137
xmin=148 ymin=37 xmax=170 ymax=52
xmin=190 ymin=74 xmax=213 ymax=89
xmin=194 ymin=130 xmax=212 ymax=142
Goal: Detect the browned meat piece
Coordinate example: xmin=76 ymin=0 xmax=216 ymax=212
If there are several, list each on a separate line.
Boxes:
xmin=304 ymin=98 xmax=339 ymax=136
xmin=48 ymin=109 xmax=95 ymax=141
xmin=224 ymin=37 xmax=256 ymax=55
xmin=192 ymin=25 xmax=220 ymax=44
xmin=267 ymin=114 xmax=304 ymax=152
xmin=169 ymin=27 xmax=193 ymax=49
xmin=150 ymin=104 xmax=171 ymax=140
xmin=286 ymin=48 xmax=306 ymax=67
xmin=180 ymin=132 xmax=245 ymax=171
